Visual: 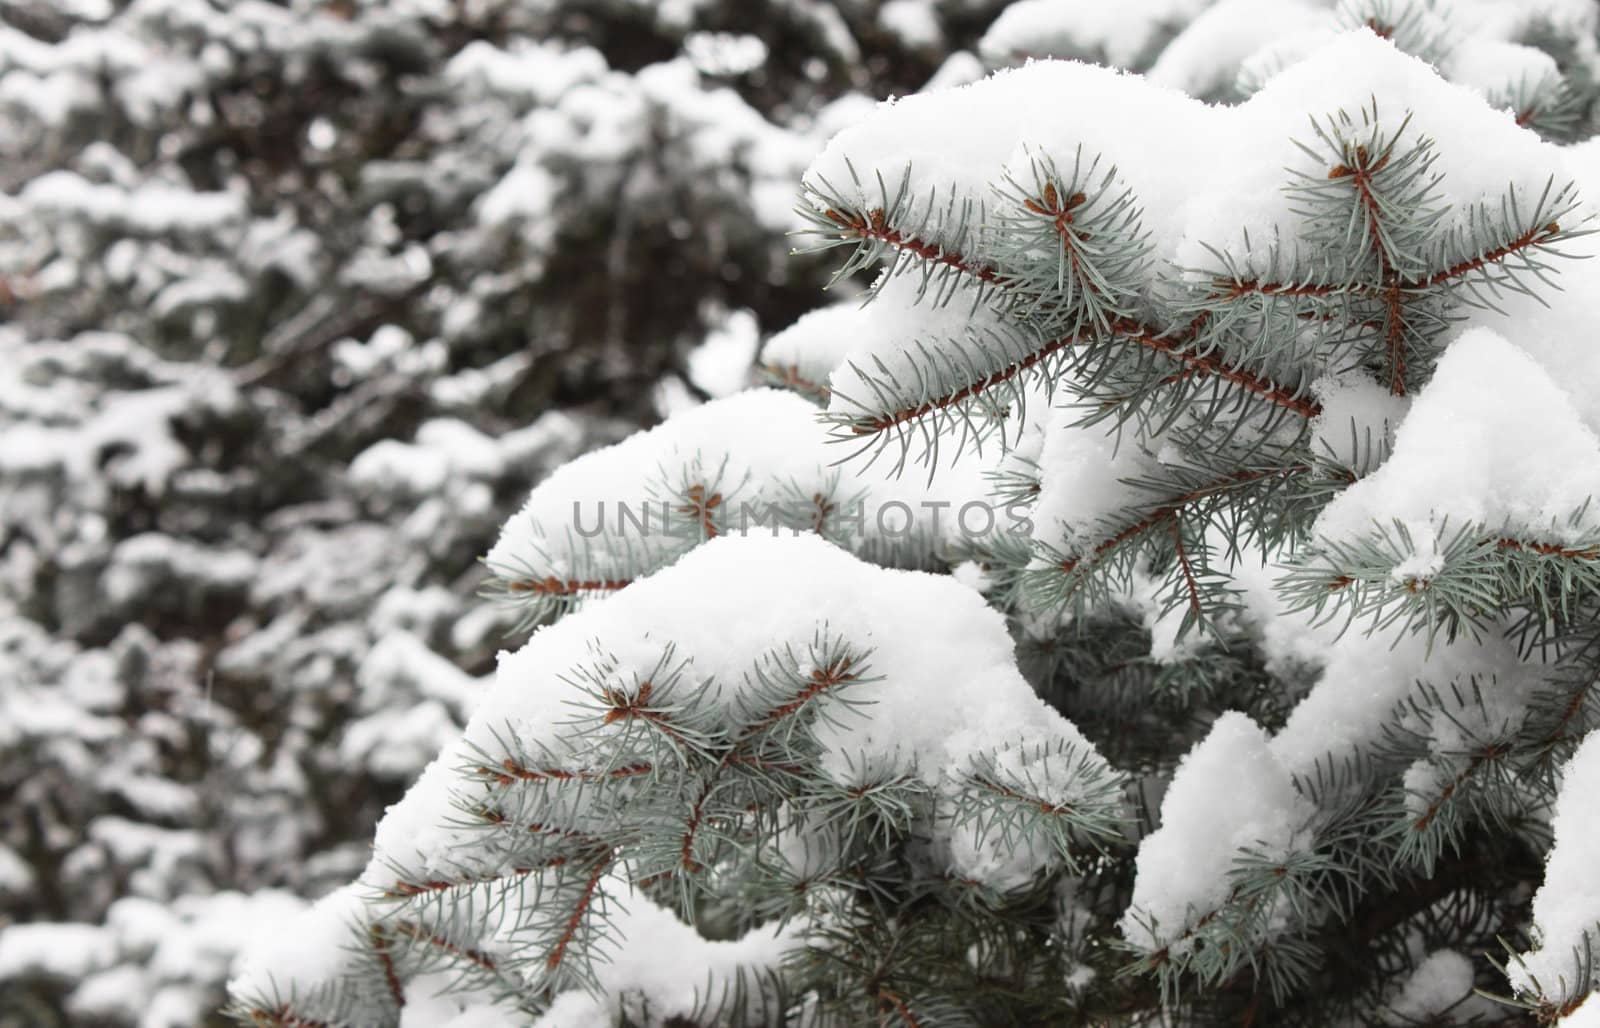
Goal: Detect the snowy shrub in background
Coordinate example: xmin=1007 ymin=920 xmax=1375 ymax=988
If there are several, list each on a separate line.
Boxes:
xmin=0 ymin=0 xmax=1031 ymax=1024
xmin=226 ymin=1 xmax=1600 ymax=1026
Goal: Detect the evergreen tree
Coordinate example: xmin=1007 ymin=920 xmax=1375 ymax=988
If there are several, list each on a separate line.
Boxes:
xmin=1 ymin=0 xmax=1012 ymax=1023
xmin=226 ymin=4 xmax=1600 ymax=1027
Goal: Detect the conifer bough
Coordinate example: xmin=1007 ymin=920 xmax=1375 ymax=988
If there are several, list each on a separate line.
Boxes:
xmin=231 ymin=20 xmax=1600 ymax=1028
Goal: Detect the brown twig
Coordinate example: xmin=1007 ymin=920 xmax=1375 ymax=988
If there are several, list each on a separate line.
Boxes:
xmin=546 ymin=858 xmax=610 ymax=971
xmin=369 ymin=926 xmax=406 ymax=1009
xmin=504 ymin=576 xmax=632 ymax=596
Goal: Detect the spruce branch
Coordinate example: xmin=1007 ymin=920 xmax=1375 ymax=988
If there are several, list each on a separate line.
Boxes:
xmin=1283 ymin=513 xmax=1600 ymax=645
xmin=951 ymin=739 xmax=1130 ymax=875
xmin=1339 ymin=0 xmax=1455 ymax=66
xmin=759 ymin=361 xmax=832 ymax=402
xmin=1024 ymin=464 xmax=1305 ymax=627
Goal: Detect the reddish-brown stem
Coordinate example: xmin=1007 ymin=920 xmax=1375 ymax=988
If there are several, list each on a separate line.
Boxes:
xmin=384 ymin=862 xmax=558 ymax=899
xmin=1493 ymin=536 xmax=1600 ymax=561
xmin=392 ymin=920 xmax=498 ymax=971
xmin=246 ymin=1007 xmax=331 ymax=1028
xmin=480 ymin=758 xmax=653 ymax=788
xmin=855 ymin=312 xmax=1319 ymax=435
xmin=739 ymin=657 xmax=858 ymax=738
xmin=811 ymin=492 xmax=836 ymax=534
xmin=1057 ymin=468 xmax=1296 ymax=578
xmin=1340 ymin=146 xmax=1409 ymax=396
xmin=850 ymin=329 xmax=1085 ymax=434
xmin=1026 ymin=184 xmax=1091 ymax=285
xmin=679 ymin=777 xmax=716 ymax=874
xmin=1382 ymin=283 xmax=1407 ymax=395
xmin=970 ymin=776 xmax=1083 ymax=818
xmin=546 ymin=859 xmax=610 ymax=971
xmin=369 ymin=927 xmax=406 ymax=1009
xmin=677 ymin=483 xmax=722 ymax=539
xmin=829 ymin=212 xmax=1319 ymax=433
xmin=1217 ymin=279 xmax=1343 ymax=299
xmin=824 ymin=207 xmax=1007 ymax=287
xmin=601 ymin=681 xmax=698 ymax=746
xmin=1059 ymin=511 xmax=1175 ymax=576
xmin=1534 ymin=672 xmax=1599 ymax=764
xmin=878 ymin=988 xmax=923 ymax=1028
xmin=1142 ymin=873 xmax=1278 ymax=973
xmin=1408 ymin=221 xmax=1562 ymax=291
xmin=506 ymin=576 xmax=631 ymax=596
xmin=1171 ymin=520 xmax=1205 ymax=618
xmin=1411 ymin=742 xmax=1510 ymax=832
xmin=762 ymin=362 xmax=831 ymax=402
xmin=1117 ymin=314 xmax=1323 ymax=419
xmin=672 ymin=658 xmax=861 ymax=878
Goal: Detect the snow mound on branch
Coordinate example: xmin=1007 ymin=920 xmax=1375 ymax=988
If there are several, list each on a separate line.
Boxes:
xmin=1147 ymin=0 xmax=1324 ymax=99
xmin=1313 ymin=329 xmax=1600 ymax=548
xmin=235 ymin=876 xmax=797 ymax=1028
xmin=484 ymin=388 xmax=992 ymax=586
xmin=816 ymin=274 xmax=1019 ymax=432
xmin=978 ymin=0 xmax=1215 ymax=69
xmin=1465 ymin=222 xmax=1600 ymax=436
xmin=527 ymin=877 xmax=798 ymax=1028
xmin=1513 ymin=730 xmax=1600 ymax=1000
xmin=371 ymin=532 xmax=1111 ymax=889
xmin=1270 ymin=626 xmax=1537 ymax=778
xmin=761 ymin=299 xmax=869 ymax=400
xmin=805 ymin=29 xmax=1566 ymax=282
xmin=1121 ymin=712 xmax=1312 ymax=949
xmin=1030 ymin=413 xmax=1160 ymax=554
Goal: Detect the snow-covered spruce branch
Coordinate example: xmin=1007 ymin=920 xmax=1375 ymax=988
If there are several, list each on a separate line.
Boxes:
xmin=479 ymin=389 xmax=998 ymax=627
xmin=1284 ymin=330 xmax=1600 ymax=647
xmin=232 ymin=536 xmax=1125 ymax=1024
xmin=796 ymin=93 xmax=1580 ymax=469
xmin=229 ymin=12 xmax=1600 ymax=1026
xmin=774 ymin=25 xmax=1600 ymax=1024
